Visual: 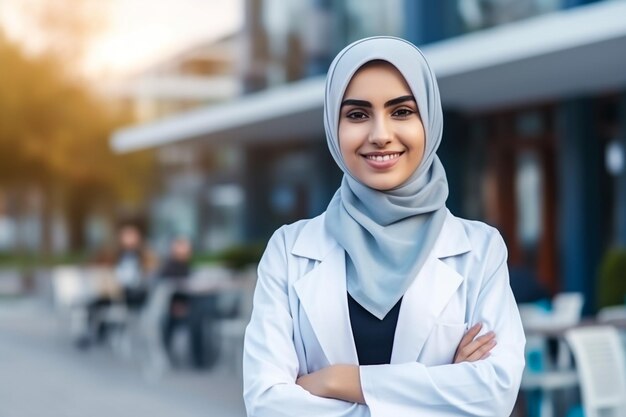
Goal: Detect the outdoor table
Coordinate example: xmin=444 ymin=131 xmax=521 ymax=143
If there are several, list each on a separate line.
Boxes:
xmin=172 ymin=277 xmax=247 ymax=369
xmin=521 ymin=319 xmax=626 ymax=417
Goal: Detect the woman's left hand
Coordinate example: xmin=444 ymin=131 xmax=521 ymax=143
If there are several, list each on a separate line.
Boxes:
xmin=453 ymin=323 xmax=496 ymax=363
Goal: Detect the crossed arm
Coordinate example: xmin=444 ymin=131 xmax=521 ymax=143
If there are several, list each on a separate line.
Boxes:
xmin=295 ymin=323 xmax=497 ymax=403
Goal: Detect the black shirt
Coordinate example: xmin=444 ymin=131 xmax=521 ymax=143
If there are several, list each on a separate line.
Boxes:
xmin=159 ymin=259 xmax=190 ymax=280
xmin=347 ymin=293 xmax=403 ymax=365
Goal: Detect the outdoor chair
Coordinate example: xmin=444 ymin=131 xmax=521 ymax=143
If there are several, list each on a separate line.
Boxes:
xmin=520 ymin=352 xmax=579 ymax=417
xmin=597 ymin=306 xmax=626 ymax=353
xmin=519 ymin=293 xmax=586 ymax=417
xmin=217 ymin=266 xmax=257 ymax=374
xmin=552 ymin=293 xmax=585 ymax=327
xmin=80 ymin=267 xmax=130 ymax=353
xmin=51 ymin=266 xmax=95 ymax=343
xmin=597 ymin=306 xmax=626 ymax=323
xmin=565 ymin=325 xmax=626 ymax=417
xmin=519 ymin=292 xmax=584 ymax=331
xmin=136 ymin=280 xmax=176 ymax=379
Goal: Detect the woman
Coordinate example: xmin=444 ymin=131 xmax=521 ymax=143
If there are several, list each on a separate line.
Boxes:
xmin=114 ymin=223 xmax=156 ymax=309
xmin=243 ymin=37 xmax=525 ymax=417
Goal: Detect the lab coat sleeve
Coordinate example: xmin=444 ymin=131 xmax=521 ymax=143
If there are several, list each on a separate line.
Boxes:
xmin=243 ymin=227 xmax=370 ymax=417
xmin=359 ymin=230 xmax=526 ymax=417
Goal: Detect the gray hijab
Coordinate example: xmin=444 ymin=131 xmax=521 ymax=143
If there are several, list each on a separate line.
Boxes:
xmin=324 ymin=36 xmax=449 ymax=320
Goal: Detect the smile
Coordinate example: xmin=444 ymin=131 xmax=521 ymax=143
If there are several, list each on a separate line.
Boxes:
xmin=364 ymin=152 xmax=403 ymax=162
xmin=361 ymin=152 xmax=404 ymax=170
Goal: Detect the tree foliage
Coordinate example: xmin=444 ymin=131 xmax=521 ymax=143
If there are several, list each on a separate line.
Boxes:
xmin=7 ymin=0 xmax=108 ymax=62
xmin=0 ymin=23 xmax=154 ymax=251
xmin=597 ymin=248 xmax=626 ymax=309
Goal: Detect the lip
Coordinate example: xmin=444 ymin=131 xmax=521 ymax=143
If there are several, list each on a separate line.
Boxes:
xmin=361 ymin=151 xmax=404 ymax=170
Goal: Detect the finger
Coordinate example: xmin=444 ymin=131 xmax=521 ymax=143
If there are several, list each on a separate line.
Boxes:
xmin=458 ymin=323 xmax=482 ymax=349
xmin=458 ymin=331 xmax=494 ymax=359
xmin=474 ymin=331 xmax=496 ymax=346
xmin=464 ymin=342 xmax=495 ymax=362
xmin=455 ymin=332 xmax=496 ymax=362
xmin=467 ymin=339 xmax=497 ymax=362
xmin=454 ymin=324 xmax=481 ymax=362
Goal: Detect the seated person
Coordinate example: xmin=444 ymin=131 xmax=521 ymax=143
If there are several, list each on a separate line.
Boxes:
xmin=159 ymin=237 xmax=195 ymax=361
xmin=81 ymin=223 xmax=156 ymax=347
xmin=114 ymin=223 xmax=157 ymax=309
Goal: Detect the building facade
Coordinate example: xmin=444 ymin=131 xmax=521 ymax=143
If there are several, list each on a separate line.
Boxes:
xmin=112 ymin=0 xmax=626 ymax=312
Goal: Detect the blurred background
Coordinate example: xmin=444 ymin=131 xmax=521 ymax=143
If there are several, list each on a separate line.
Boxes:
xmin=1 ymin=0 xmax=626 ymax=416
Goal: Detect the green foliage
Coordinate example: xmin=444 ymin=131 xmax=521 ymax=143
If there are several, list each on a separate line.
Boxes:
xmin=0 ymin=253 xmax=37 ymax=268
xmin=194 ymin=243 xmax=266 ymax=271
xmin=597 ymin=247 xmax=626 ymax=309
xmin=0 ymin=252 xmax=88 ymax=268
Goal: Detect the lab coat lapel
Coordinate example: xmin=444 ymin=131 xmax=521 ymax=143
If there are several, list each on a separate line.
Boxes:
xmin=292 ymin=219 xmax=358 ymax=365
xmin=290 ymin=211 xmax=471 ymax=366
xmin=390 ymin=212 xmax=470 ymax=363
xmin=390 ymin=257 xmax=464 ymax=363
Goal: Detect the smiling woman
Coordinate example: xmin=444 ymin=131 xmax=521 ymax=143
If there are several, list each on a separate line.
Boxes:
xmin=243 ymin=36 xmax=525 ymax=417
xmin=338 ymin=60 xmax=425 ymax=191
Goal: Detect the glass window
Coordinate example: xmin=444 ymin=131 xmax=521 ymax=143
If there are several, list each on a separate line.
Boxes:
xmin=515 ymin=110 xmax=544 ymax=138
xmin=343 ymin=0 xmax=404 ymax=43
xmin=204 ymin=184 xmax=244 ymax=252
xmin=462 ymin=120 xmax=488 ymax=221
xmin=515 ymin=151 xmax=543 ymax=247
xmin=457 ymin=0 xmax=561 ymax=33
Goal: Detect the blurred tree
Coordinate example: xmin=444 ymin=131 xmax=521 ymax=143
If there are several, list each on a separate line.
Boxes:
xmin=10 ymin=0 xmax=108 ymax=64
xmin=0 ymin=14 xmax=154 ymax=254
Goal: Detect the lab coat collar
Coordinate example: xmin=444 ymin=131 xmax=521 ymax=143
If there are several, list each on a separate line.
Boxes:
xmin=292 ymin=210 xmax=472 ymax=365
xmin=291 ymin=212 xmax=335 ymax=261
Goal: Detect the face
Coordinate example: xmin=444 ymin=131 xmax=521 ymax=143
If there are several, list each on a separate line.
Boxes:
xmin=338 ymin=61 xmax=425 ymax=191
xmin=119 ymin=226 xmax=141 ymax=250
xmin=171 ymin=238 xmax=192 ymax=261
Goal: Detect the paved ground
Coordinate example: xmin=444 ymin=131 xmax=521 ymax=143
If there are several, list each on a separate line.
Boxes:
xmin=0 ymin=296 xmax=246 ymax=417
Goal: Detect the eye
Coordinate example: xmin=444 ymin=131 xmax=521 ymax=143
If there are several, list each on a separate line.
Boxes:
xmin=346 ymin=110 xmax=368 ymax=120
xmin=392 ymin=108 xmax=414 ymax=118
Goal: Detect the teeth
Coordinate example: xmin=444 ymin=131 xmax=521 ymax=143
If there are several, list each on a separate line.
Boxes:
xmin=366 ymin=153 xmax=401 ymax=162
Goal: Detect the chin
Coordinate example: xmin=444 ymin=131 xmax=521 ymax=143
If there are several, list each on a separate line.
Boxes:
xmin=364 ymin=179 xmax=402 ymax=191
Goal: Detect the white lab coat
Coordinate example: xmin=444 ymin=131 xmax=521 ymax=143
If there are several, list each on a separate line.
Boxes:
xmin=243 ymin=210 xmax=525 ymax=417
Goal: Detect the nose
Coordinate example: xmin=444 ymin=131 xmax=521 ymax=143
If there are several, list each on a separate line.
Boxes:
xmin=368 ymin=116 xmax=392 ymax=147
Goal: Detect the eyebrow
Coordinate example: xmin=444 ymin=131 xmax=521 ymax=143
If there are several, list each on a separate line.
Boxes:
xmin=341 ymin=95 xmax=416 ymax=109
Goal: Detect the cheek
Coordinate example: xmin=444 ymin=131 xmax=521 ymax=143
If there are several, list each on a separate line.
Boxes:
xmin=338 ymin=124 xmax=361 ymax=158
xmin=402 ymin=122 xmax=426 ymax=154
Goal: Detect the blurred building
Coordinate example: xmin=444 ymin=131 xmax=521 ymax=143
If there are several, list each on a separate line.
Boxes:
xmin=105 ymin=34 xmax=242 ymax=122
xmin=111 ymin=0 xmax=626 ymax=312
xmin=105 ymin=35 xmax=245 ymax=253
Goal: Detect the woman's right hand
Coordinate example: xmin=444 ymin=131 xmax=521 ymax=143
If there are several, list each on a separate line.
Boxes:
xmin=453 ymin=323 xmax=496 ymax=363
